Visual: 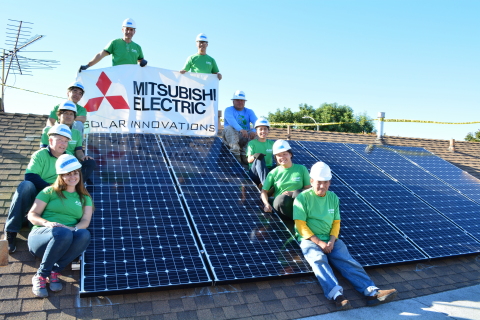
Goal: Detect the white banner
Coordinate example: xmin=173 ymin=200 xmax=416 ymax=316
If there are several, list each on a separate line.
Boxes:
xmin=76 ymin=65 xmax=218 ymax=136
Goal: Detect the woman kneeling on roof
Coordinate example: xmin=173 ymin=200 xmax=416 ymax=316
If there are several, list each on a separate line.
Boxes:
xmin=260 ymin=140 xmax=310 ymax=219
xmin=28 ymin=154 xmax=93 ymax=298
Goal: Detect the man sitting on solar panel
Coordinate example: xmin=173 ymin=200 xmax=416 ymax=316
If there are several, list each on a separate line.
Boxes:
xmin=261 ymin=140 xmax=311 ymax=220
xmin=293 ymin=161 xmax=397 ymax=311
xmin=41 ymin=101 xmax=96 ymax=184
xmin=3 ymin=125 xmax=74 ymax=254
xmin=246 ymin=118 xmax=275 ymax=188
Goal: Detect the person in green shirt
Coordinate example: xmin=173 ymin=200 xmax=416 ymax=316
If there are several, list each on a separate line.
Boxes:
xmin=79 ymin=18 xmax=147 ymax=71
xmin=46 ymin=82 xmax=87 ymax=134
xmin=28 ymin=154 xmax=93 ymax=298
xmin=3 ymin=125 xmax=73 ymax=254
xmin=180 ymin=33 xmax=222 ymax=80
xmin=261 ymin=140 xmax=310 ymax=219
xmin=41 ymin=100 xmax=96 ymax=183
xmin=247 ymin=118 xmax=275 ymax=187
xmin=293 ymin=162 xmax=397 ymax=310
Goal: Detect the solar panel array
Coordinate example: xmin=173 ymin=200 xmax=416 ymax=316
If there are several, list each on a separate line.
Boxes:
xmin=289 ymin=142 xmax=427 ymax=266
xmin=299 ymin=141 xmax=480 ymax=259
xmin=160 ymin=135 xmax=312 ymax=282
xmin=388 ymin=145 xmax=480 ymax=204
xmin=347 ymin=144 xmax=480 ymax=242
xmin=82 ymin=134 xmax=211 ymax=296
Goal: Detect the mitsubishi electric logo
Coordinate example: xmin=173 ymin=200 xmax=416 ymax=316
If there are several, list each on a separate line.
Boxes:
xmin=84 ymin=72 xmax=130 ymax=112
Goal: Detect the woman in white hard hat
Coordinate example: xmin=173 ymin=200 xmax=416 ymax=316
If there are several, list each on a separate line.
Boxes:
xmin=261 ymin=140 xmax=310 ymax=219
xmin=247 ymin=118 xmax=275 ymax=187
xmin=27 ymin=155 xmax=93 ymax=298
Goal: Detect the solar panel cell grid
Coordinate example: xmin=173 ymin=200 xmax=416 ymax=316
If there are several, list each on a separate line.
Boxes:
xmin=181 ymin=185 xmax=312 ymax=281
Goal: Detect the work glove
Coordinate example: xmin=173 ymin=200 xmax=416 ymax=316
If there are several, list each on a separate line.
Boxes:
xmin=253 ymin=153 xmax=265 ymax=160
xmin=79 ymin=65 xmax=89 ymax=73
xmin=140 ymin=59 xmax=148 ymax=67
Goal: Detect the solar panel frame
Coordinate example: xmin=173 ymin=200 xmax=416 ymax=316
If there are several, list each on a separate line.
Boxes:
xmin=81 ymin=133 xmax=212 ymax=297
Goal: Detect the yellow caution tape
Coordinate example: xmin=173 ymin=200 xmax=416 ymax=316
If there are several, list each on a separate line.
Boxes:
xmin=1 ymin=83 xmax=64 ymax=99
xmin=375 ymin=118 xmax=480 ymax=125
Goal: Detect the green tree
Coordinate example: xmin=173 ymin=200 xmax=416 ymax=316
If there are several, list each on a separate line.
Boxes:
xmin=465 ymin=129 xmax=480 ymax=142
xmin=267 ymin=103 xmax=375 ymax=134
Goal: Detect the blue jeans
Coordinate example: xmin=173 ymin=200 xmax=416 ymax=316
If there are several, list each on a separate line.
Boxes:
xmin=248 ymin=158 xmax=272 ymax=185
xmin=73 ymin=120 xmax=84 ymax=135
xmin=80 ymin=158 xmax=96 ymax=182
xmin=4 ymin=181 xmax=38 ymax=232
xmin=300 ymin=239 xmax=378 ymax=299
xmin=28 ymin=227 xmax=91 ymax=277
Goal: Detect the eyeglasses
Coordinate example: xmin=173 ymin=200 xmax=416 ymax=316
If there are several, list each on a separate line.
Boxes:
xmin=64 ymin=171 xmax=80 ymax=177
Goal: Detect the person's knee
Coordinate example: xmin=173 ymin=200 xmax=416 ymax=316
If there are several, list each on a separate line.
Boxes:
xmin=17 ymin=180 xmax=37 ymax=194
xmin=52 ymin=227 xmax=73 ymax=242
xmin=75 ymin=229 xmax=91 ymax=242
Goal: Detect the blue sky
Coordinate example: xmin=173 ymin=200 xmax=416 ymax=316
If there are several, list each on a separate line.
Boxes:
xmin=1 ymin=0 xmax=479 ymax=140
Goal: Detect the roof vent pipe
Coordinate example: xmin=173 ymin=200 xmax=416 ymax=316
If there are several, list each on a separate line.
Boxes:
xmin=376 ymin=112 xmax=385 ymax=144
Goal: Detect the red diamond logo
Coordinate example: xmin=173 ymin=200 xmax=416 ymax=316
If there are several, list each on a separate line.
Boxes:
xmin=85 ymin=72 xmax=130 ymax=112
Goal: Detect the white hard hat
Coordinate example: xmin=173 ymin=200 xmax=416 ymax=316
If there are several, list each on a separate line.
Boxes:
xmin=310 ymin=162 xmax=332 ymax=181
xmin=232 ymin=90 xmax=247 ymax=100
xmin=122 ymin=18 xmax=136 ymax=28
xmin=196 ymin=33 xmax=208 ymax=42
xmin=272 ymin=140 xmax=291 ymax=155
xmin=255 ymin=118 xmax=270 ymax=128
xmin=48 ymin=124 xmax=72 ymax=140
xmin=56 ymin=154 xmax=82 ymax=174
xmin=58 ymin=100 xmax=77 ymax=113
xmin=67 ymin=81 xmax=85 ymax=93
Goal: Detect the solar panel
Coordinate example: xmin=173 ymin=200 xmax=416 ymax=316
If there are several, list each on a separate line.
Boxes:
xmin=181 ymin=185 xmax=312 ymax=281
xmin=81 ymin=134 xmax=211 ymax=296
xmin=300 ymin=141 xmax=480 ymax=258
xmin=387 ymin=145 xmax=480 ymax=204
xmin=288 ymin=142 xmax=427 ymax=266
xmin=348 ymin=144 xmax=480 ymax=242
xmin=160 ymin=135 xmax=254 ymax=186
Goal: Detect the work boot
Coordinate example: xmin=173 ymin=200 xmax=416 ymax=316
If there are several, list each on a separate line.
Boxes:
xmin=5 ymin=232 xmax=17 ymax=253
xmin=366 ymin=288 xmax=398 ymax=306
xmin=240 ymin=154 xmax=249 ymax=165
xmin=32 ymin=274 xmax=48 ymax=298
xmin=334 ymin=295 xmax=352 ymax=311
xmin=48 ymin=271 xmax=63 ymax=292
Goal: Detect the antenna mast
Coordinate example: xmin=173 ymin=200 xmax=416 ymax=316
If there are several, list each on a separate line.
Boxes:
xmin=0 ymin=19 xmax=59 ymax=112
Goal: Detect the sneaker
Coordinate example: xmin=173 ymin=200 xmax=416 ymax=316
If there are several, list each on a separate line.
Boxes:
xmin=366 ymin=289 xmax=398 ymax=306
xmin=334 ymin=295 xmax=352 ymax=311
xmin=48 ymin=271 xmax=63 ymax=292
xmin=32 ymin=274 xmax=48 ymax=298
xmin=5 ymin=232 xmax=17 ymax=253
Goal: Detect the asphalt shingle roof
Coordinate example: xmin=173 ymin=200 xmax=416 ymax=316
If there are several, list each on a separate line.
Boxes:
xmin=1 ymin=112 xmax=480 ymax=319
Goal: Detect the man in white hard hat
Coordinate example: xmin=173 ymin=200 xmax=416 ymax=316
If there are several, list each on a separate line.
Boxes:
xmin=293 ymin=162 xmax=397 ymax=311
xmin=247 ymin=118 xmax=275 ymax=187
xmin=41 ymin=101 xmax=96 ymax=183
xmin=46 ymin=82 xmax=87 ymax=134
xmin=223 ymin=90 xmax=258 ymax=165
xmin=79 ymin=18 xmax=147 ymax=71
xmin=180 ymin=33 xmax=222 ymax=80
xmin=3 ymin=124 xmax=74 ymax=254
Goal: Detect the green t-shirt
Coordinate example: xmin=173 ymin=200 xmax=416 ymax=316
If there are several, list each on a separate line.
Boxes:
xmin=182 ymin=54 xmax=219 ymax=74
xmin=49 ymin=103 xmax=87 ymax=121
xmin=105 ymin=38 xmax=144 ymax=66
xmin=33 ymin=186 xmax=92 ymax=229
xmin=247 ymin=139 xmax=275 ymax=169
xmin=41 ymin=127 xmax=83 ymax=153
xmin=262 ymin=164 xmax=310 ymax=198
xmin=293 ymin=189 xmax=340 ymax=242
xmin=25 ymin=148 xmax=73 ymax=184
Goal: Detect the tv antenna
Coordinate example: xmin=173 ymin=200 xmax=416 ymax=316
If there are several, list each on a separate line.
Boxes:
xmin=0 ymin=19 xmax=60 ymax=111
